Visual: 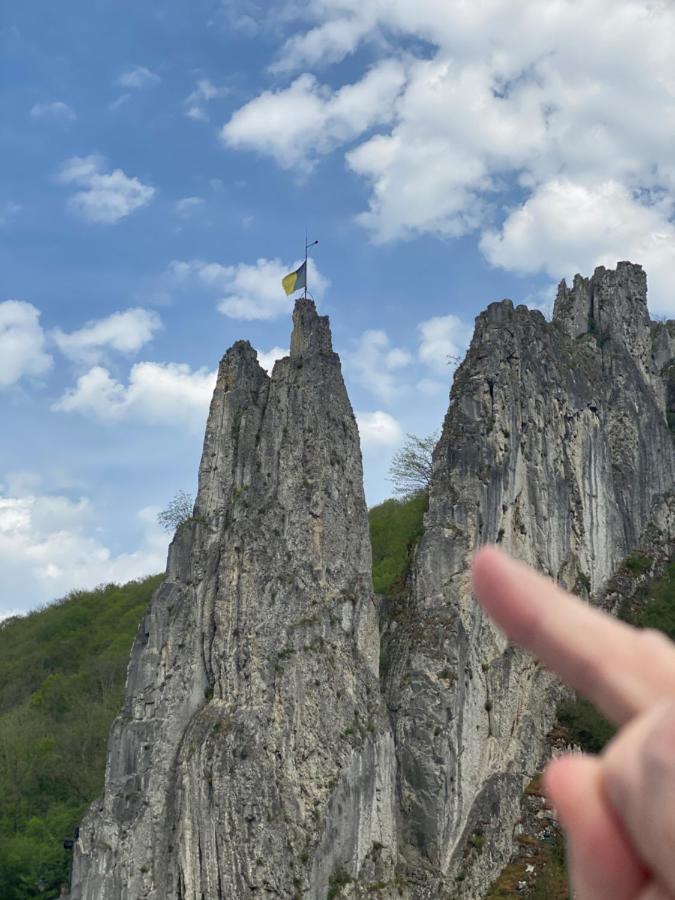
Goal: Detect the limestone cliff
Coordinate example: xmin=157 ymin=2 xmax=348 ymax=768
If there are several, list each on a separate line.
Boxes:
xmin=72 ymin=264 xmax=675 ymax=900
xmin=71 ymin=300 xmax=396 ymax=900
xmin=386 ymin=261 xmax=675 ymax=897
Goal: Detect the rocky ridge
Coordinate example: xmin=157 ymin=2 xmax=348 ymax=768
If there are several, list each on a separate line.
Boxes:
xmin=71 ymin=263 xmax=675 ymax=899
xmin=384 ymin=262 xmax=675 ymax=897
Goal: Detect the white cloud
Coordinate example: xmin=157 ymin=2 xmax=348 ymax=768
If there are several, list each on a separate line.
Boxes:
xmin=30 ymin=101 xmax=76 ymax=121
xmin=57 ymin=155 xmax=155 ymax=225
xmin=417 ymin=314 xmax=473 ymax=375
xmin=188 ymin=78 xmax=228 ymax=102
xmin=109 ymin=93 xmax=131 ymax=112
xmin=345 ymin=329 xmax=411 ymax=402
xmin=222 ymin=59 xmax=406 ymax=168
xmin=0 ymin=300 xmax=53 ymax=388
xmin=170 ymin=256 xmax=328 ymax=320
xmin=0 ymin=201 xmax=21 ymax=227
xmin=481 ymin=179 xmax=675 ymax=316
xmin=256 ymin=346 xmax=287 ymax=373
xmin=185 ymin=78 xmax=229 ymax=122
xmin=52 ymin=308 xmax=162 ymax=364
xmin=186 ymin=105 xmax=208 ymax=122
xmin=273 ymin=10 xmax=376 ymax=74
xmin=0 ymin=492 xmax=167 ymax=615
xmin=53 ymin=362 xmax=216 ymax=431
xmin=226 ymin=1 xmax=675 ymax=282
xmin=175 ymin=196 xmax=205 ymax=217
xmin=356 ymin=410 xmax=403 ymax=448
xmin=117 ymin=65 xmax=161 ymax=89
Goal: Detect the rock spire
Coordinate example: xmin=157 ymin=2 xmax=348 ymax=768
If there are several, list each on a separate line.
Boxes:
xmin=71 ymin=299 xmax=396 ymax=899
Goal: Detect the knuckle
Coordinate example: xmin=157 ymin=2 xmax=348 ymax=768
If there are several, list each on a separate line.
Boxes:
xmin=636 ymin=627 xmax=673 ymax=655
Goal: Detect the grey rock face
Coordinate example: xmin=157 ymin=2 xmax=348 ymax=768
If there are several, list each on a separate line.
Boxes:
xmin=386 ymin=262 xmax=675 ymax=897
xmin=72 ymin=265 xmax=675 ymax=900
xmin=71 ymin=300 xmax=396 ymax=900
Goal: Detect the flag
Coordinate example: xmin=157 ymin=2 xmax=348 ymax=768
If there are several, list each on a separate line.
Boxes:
xmin=282 ymin=261 xmax=307 ymax=296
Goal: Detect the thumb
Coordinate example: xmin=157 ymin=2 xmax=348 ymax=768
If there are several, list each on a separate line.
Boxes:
xmin=544 ymin=753 xmax=648 ymax=899
xmin=603 ymin=700 xmax=675 ymax=892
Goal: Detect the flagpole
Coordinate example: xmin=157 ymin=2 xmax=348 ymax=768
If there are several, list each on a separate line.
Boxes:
xmin=304 ymin=234 xmax=318 ymax=301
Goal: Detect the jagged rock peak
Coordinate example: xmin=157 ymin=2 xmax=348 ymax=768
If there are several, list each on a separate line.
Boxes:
xmin=289 ymin=296 xmax=333 ymax=357
xmin=553 ymin=260 xmax=649 ymax=342
xmin=214 ymin=339 xmax=268 ymax=399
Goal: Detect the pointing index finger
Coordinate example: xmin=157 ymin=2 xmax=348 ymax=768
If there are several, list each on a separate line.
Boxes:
xmin=471 ymin=546 xmax=675 ymax=725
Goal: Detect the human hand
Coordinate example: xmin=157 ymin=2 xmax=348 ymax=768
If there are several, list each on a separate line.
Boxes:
xmin=472 ymin=545 xmax=675 ymax=900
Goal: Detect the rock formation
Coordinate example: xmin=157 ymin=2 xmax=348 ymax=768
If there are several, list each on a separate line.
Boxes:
xmin=384 ymin=261 xmax=675 ymax=897
xmin=72 ymin=263 xmax=675 ymax=899
xmin=71 ymin=300 xmax=396 ymax=899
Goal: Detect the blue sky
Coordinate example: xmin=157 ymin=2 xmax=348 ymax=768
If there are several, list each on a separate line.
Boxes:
xmin=2 ymin=0 xmax=675 ymax=616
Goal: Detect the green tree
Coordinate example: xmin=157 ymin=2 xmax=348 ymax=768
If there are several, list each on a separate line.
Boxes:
xmin=157 ymin=490 xmax=194 ymax=532
xmin=388 ymin=432 xmax=437 ymax=499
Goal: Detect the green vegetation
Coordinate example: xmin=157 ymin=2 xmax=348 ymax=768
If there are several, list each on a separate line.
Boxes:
xmin=388 ymin=432 xmax=437 ymax=499
xmin=368 ymin=494 xmax=428 ymax=595
xmin=0 ymin=575 xmax=161 ymax=899
xmin=327 ymin=867 xmax=352 ymax=899
xmin=623 ymin=552 xmax=652 ymax=574
xmin=553 ymin=558 xmax=675 ymax=761
xmin=557 ymin=697 xmax=615 ymax=753
xmin=486 ymin=827 xmax=567 ymax=900
xmin=632 ymin=560 xmax=675 ymax=640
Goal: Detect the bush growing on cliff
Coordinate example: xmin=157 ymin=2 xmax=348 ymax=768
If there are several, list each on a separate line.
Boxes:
xmin=157 ymin=490 xmax=194 ymax=532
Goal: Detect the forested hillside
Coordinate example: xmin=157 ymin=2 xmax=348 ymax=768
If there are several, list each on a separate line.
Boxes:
xmin=0 ymin=576 xmax=163 ymax=899
xmin=0 ymin=497 xmax=426 ymax=898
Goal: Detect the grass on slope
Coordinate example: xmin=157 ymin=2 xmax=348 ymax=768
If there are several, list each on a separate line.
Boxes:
xmin=368 ymin=493 xmax=428 ymax=595
xmin=0 ymin=575 xmax=161 ymax=900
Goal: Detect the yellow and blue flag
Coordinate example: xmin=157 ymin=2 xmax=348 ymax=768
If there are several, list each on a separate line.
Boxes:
xmin=282 ymin=261 xmax=307 ymax=296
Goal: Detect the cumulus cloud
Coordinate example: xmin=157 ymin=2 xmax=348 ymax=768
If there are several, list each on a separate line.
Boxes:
xmin=222 ymin=59 xmax=406 ymax=168
xmin=345 ymin=329 xmax=411 ymax=402
xmin=30 ymin=101 xmax=76 ymax=121
xmin=0 ymin=491 xmax=167 ymax=615
xmin=117 ymin=65 xmax=161 ymax=89
xmin=225 ymin=0 xmax=675 ymax=302
xmin=356 ymin=410 xmax=403 ymax=448
xmin=418 ymin=314 xmax=473 ymax=375
xmin=481 ymin=179 xmax=675 ymax=316
xmin=256 ymin=346 xmax=287 ymax=373
xmin=51 ymin=308 xmax=162 ymax=364
xmin=170 ymin=256 xmax=328 ymax=320
xmin=57 ymin=155 xmax=155 ymax=225
xmin=53 ymin=362 xmax=216 ymax=431
xmin=0 ymin=300 xmax=53 ymax=388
